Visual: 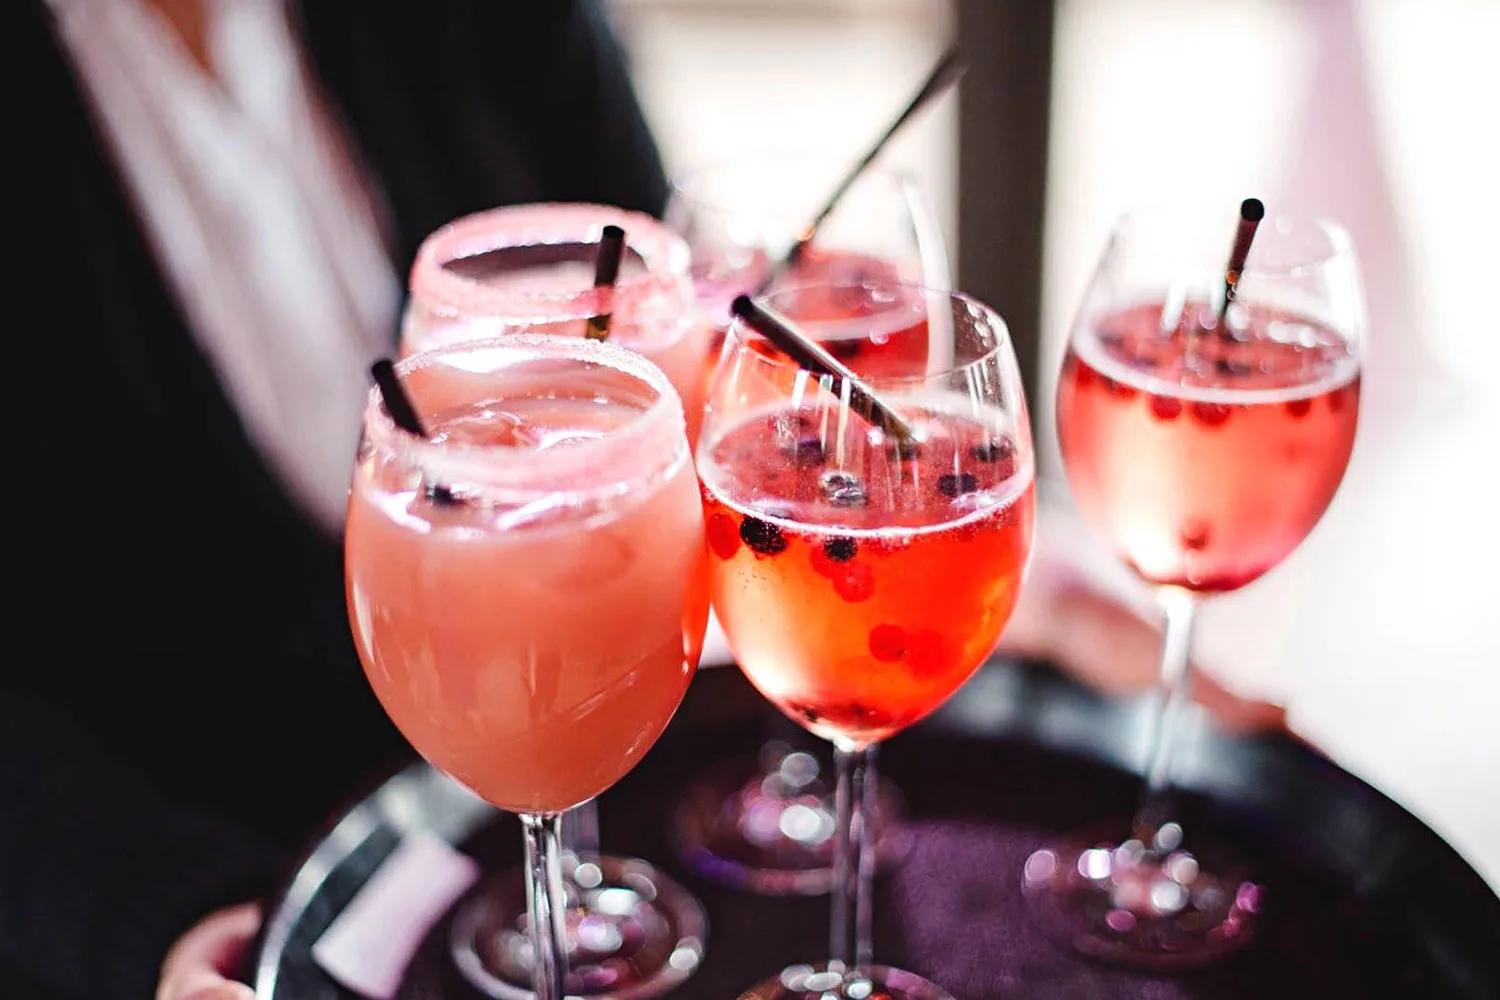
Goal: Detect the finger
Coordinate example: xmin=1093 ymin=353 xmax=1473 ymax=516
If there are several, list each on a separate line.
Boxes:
xmin=158 ymin=903 xmax=262 ymax=1000
xmin=182 ymin=985 xmax=255 ymax=1000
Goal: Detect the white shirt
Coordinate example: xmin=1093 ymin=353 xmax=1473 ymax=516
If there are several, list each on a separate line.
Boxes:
xmin=47 ymin=0 xmax=400 ymax=533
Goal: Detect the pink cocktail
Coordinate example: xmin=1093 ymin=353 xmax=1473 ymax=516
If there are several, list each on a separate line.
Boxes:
xmin=1057 ymin=299 xmax=1360 ymax=593
xmin=1024 ymin=206 xmax=1366 ymax=969
xmin=345 ymin=336 xmax=708 ymax=1000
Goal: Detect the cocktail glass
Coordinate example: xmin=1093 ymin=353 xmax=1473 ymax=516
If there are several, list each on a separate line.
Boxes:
xmin=1022 ymin=205 xmax=1365 ymax=968
xmin=698 ymin=279 xmax=1035 ymax=1000
xmin=346 ymin=336 xmax=710 ymax=1000
xmin=665 ymin=154 xmax=952 ymax=893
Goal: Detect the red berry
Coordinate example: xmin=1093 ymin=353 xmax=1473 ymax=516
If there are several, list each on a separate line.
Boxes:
xmin=832 ymin=561 xmax=876 ymax=602
xmin=905 ymin=629 xmax=948 ymax=675
xmin=868 ymin=624 xmax=907 ymax=662
xmin=1192 ymin=402 xmax=1231 ymax=427
xmin=706 ymin=513 xmax=741 ymax=560
xmin=1327 ymin=386 xmax=1347 ymax=413
xmin=1149 ymin=395 xmax=1183 ymax=421
xmin=809 ymin=546 xmax=837 ymax=578
xmin=1285 ymin=398 xmax=1312 ymax=419
xmin=1072 ymin=357 xmax=1094 ymax=389
xmin=1103 ymin=377 xmax=1139 ymax=400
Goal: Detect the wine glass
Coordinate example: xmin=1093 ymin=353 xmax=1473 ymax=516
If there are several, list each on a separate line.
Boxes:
xmin=666 ymin=152 xmax=952 ymax=894
xmin=1023 ymin=205 xmax=1365 ymax=968
xmin=698 ymin=278 xmax=1036 ymax=1000
xmin=372 ymin=320 xmax=711 ymax=995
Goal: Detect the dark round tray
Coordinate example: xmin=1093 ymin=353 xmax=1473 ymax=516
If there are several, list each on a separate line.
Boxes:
xmin=252 ymin=658 xmax=1500 ymax=1000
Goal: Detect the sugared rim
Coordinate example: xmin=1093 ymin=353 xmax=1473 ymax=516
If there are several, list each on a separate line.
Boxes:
xmin=1111 ymin=203 xmax=1356 ymax=278
xmin=363 ymin=334 xmax=687 ymax=496
xmin=724 ymin=279 xmax=1018 ymax=387
xmin=409 ymin=203 xmax=692 ymax=323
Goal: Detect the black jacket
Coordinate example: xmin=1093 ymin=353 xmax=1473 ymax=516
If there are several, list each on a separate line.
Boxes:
xmin=1 ymin=3 xmax=667 ymax=997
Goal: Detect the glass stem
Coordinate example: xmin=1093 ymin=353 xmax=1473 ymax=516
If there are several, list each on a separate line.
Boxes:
xmin=830 ymin=739 xmax=878 ymax=975
xmin=521 ymin=812 xmax=570 ymax=1000
xmin=563 ymin=797 xmax=602 ymax=871
xmin=1137 ymin=588 xmax=1198 ymax=833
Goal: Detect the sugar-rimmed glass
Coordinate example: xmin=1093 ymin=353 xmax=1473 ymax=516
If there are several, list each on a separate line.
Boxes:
xmin=346 ymin=336 xmax=710 ymax=1000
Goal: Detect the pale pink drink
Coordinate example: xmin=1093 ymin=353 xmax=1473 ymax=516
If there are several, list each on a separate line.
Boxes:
xmin=403 ymin=203 xmax=708 ymax=443
xmin=346 ymin=336 xmax=708 ymax=1000
xmin=1025 ymin=207 xmax=1366 ymax=969
xmin=1057 ymin=300 xmax=1360 ymax=593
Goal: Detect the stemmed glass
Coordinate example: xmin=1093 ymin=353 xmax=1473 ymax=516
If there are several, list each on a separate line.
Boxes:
xmin=698 ymin=278 xmax=1036 ymax=1000
xmin=666 ymin=153 xmax=953 ymax=894
xmin=1023 ymin=205 xmax=1365 ymax=967
xmin=400 ymin=207 xmax=711 ymax=998
xmin=345 ymin=336 xmax=709 ymax=1000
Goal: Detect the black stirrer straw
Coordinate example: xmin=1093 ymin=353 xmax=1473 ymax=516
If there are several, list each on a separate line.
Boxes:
xmin=585 ymin=224 xmax=627 ymax=341
xmin=1214 ymin=198 xmax=1265 ymax=332
xmin=370 ymin=358 xmax=460 ymax=504
xmin=756 ymin=44 xmax=966 ymax=294
xmin=370 ymin=358 xmax=428 ymax=438
xmin=731 ymin=295 xmax=916 ymax=443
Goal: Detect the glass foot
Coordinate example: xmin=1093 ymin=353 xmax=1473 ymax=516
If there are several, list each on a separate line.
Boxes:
xmin=673 ymin=741 xmax=909 ymax=895
xmin=451 ymin=854 xmax=707 ymax=999
xmin=739 ymin=962 xmax=951 ymax=1000
xmin=1021 ymin=821 xmax=1262 ymax=970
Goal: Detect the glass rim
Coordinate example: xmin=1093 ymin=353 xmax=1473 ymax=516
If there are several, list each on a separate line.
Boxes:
xmin=723 ymin=278 xmax=1016 ymax=386
xmin=408 ymin=203 xmax=692 ymax=322
xmin=1110 ymin=203 xmax=1356 ymax=278
xmin=362 ymin=334 xmax=687 ymax=497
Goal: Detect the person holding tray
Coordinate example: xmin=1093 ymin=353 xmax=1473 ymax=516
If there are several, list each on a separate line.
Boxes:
xmin=0 ymin=2 xmax=1283 ymax=1000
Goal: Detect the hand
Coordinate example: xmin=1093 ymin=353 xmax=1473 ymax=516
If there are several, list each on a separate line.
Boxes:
xmin=157 ymin=902 xmax=261 ymax=1000
xmin=999 ymin=556 xmax=1288 ymax=735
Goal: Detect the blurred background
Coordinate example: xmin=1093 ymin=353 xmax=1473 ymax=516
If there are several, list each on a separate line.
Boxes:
xmin=605 ymin=0 xmax=1499 ymax=887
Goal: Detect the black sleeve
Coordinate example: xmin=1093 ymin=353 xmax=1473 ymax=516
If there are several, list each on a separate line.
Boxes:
xmin=2 ymin=6 xmax=284 ymax=998
xmin=486 ymin=0 xmax=672 ymax=218
xmin=0 ymin=689 xmax=282 ymax=1000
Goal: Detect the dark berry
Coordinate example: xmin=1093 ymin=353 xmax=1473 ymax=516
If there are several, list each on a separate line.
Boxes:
xmin=426 ymin=482 xmax=461 ymax=506
xmin=789 ymin=434 xmax=825 ymax=463
xmin=1149 ymin=395 xmax=1182 ymax=421
xmin=868 ymin=624 xmax=907 ymax=662
xmin=1105 ymin=377 xmax=1139 ymax=400
xmin=1215 ymin=358 xmax=1252 ymax=378
xmin=937 ymin=473 xmax=980 ymax=498
xmin=832 ymin=562 xmax=875 ymax=602
xmin=1191 ymin=402 xmax=1232 ymax=427
xmin=820 ymin=470 xmax=869 ymax=508
xmin=739 ymin=516 xmax=787 ymax=556
xmin=794 ymin=705 xmax=822 ymax=725
xmin=706 ymin=513 xmax=742 ymax=560
xmin=826 ymin=338 xmax=863 ymax=360
xmin=823 ymin=536 xmax=858 ymax=562
xmin=970 ymin=438 xmax=1016 ymax=464
xmin=1285 ymin=398 xmax=1312 ymax=419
